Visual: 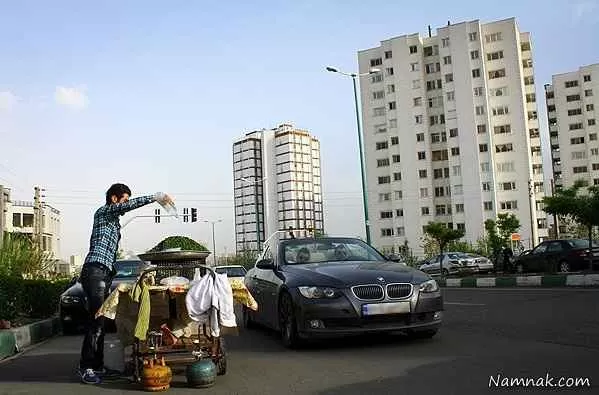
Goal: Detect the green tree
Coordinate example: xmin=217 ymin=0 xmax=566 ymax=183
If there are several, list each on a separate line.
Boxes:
xmin=423 ymin=222 xmax=465 ymax=276
xmin=496 ymin=213 xmax=521 ymax=244
xmin=0 ymin=232 xmax=50 ymax=278
xmin=543 ymin=179 xmax=599 ymax=270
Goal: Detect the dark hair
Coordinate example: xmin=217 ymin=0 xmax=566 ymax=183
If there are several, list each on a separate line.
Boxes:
xmin=106 ymin=183 xmax=131 ymax=205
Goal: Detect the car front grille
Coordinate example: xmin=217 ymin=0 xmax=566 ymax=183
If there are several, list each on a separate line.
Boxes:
xmin=351 ymin=285 xmax=384 ymax=300
xmin=386 ymin=283 xmax=413 ymax=299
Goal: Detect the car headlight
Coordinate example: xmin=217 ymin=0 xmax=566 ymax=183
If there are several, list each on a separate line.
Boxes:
xmin=61 ymin=296 xmax=82 ymax=304
xmin=419 ymin=279 xmax=439 ymax=293
xmin=298 ymin=286 xmax=340 ymax=299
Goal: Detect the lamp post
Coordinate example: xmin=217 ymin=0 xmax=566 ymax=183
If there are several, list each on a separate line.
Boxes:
xmin=204 ymin=219 xmax=222 ymax=266
xmin=240 ymin=176 xmax=267 ymax=253
xmin=326 ymin=66 xmax=381 ymax=245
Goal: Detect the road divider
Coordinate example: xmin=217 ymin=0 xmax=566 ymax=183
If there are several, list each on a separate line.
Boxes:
xmin=437 ymin=273 xmax=599 ymax=288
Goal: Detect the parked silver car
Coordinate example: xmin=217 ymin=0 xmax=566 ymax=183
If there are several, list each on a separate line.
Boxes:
xmin=418 ymin=252 xmax=477 ymax=275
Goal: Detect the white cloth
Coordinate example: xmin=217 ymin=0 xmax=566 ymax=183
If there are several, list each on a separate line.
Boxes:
xmin=185 ymin=272 xmax=237 ymax=336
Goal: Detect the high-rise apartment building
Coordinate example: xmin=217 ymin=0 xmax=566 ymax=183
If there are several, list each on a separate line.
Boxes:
xmin=357 ymin=17 xmax=548 ymax=255
xmin=232 ymin=123 xmax=324 ymax=253
xmin=545 ymin=64 xmax=598 ymax=190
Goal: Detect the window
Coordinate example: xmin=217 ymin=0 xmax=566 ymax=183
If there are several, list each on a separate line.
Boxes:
xmin=487 ymin=50 xmax=504 ymax=61
xmin=395 ymin=190 xmax=402 ymax=199
xmin=451 ymin=147 xmax=460 ymax=156
xmin=482 ymin=182 xmax=491 ymax=191
xmin=432 ymin=150 xmax=448 ymax=161
xmin=434 ymin=169 xmax=443 ymax=179
xmin=376 ymin=141 xmax=389 ymax=150
xmin=481 ymin=162 xmax=490 ymax=172
xmin=496 ymin=143 xmax=514 ymax=152
xmin=524 ymin=76 xmax=535 ymax=85
xmin=485 ymin=32 xmax=502 ymax=42
xmin=370 ymin=58 xmax=382 ymax=67
xmin=388 ymin=101 xmax=396 ymax=110
xmin=434 ymin=187 xmax=445 ymax=197
xmin=454 ymin=184 xmax=463 ymax=195
xmin=492 ymin=106 xmax=509 ymax=116
xmin=470 ymin=50 xmax=479 ymax=59
xmin=374 ymin=107 xmax=385 ymax=116
xmin=568 ymin=108 xmax=582 ymax=116
xmin=418 ymin=151 xmax=426 ymax=160
xmin=416 ymin=133 xmax=425 ymax=142
xmin=409 ymin=45 xmax=418 ymax=54
xmin=387 ymin=85 xmax=395 ymax=94
xmin=371 ymin=74 xmax=383 ymax=83
xmin=453 ymin=165 xmax=461 ymax=176
xmin=523 ymin=59 xmax=533 ymax=68
xmin=435 ymin=205 xmax=446 ymax=215
xmin=391 ymin=136 xmax=399 ymax=145
xmin=584 ymin=74 xmax=592 ymax=82
xmin=569 ymin=123 xmax=583 ymax=130
xmin=379 ymin=193 xmax=391 ymax=202
xmin=419 ymin=169 xmax=427 ymax=178
xmin=474 ymin=87 xmax=484 ymax=96
xmin=442 ymin=37 xmax=450 ymax=47
xmin=411 ymin=63 xmax=420 ymax=72
xmin=572 ymin=151 xmax=586 ymax=160
xmin=489 ymin=68 xmax=506 ymax=79
xmin=380 ymin=211 xmax=393 ymax=219
xmin=392 ymin=154 xmax=401 ymax=163
xmin=567 ymin=94 xmax=581 ymax=102
xmin=373 ymin=91 xmax=384 ymax=100
xmin=500 ymin=201 xmax=518 ymax=210
xmin=521 ymin=42 xmax=531 ymax=51
xmin=490 ymin=87 xmax=508 ymax=96
xmin=494 ymin=124 xmax=511 ymax=134
xmin=585 ymin=89 xmax=594 ymax=97
xmin=423 ymin=46 xmax=435 ymax=57
xmin=445 ymin=73 xmax=454 ymax=83
xmin=414 ymin=97 xmax=422 ymax=106
xmin=397 ymin=227 xmax=405 ymax=236
xmin=589 ymin=119 xmax=596 ymax=126
xmin=415 ymin=115 xmax=423 ymax=124
xmin=573 ymin=166 xmax=588 ymax=174
xmin=426 ymin=79 xmax=442 ymax=90
xmin=472 ymin=68 xmax=481 ymax=78
xmin=528 ymin=111 xmax=538 ymax=120
xmin=468 ymin=32 xmax=478 ymax=41
xmin=377 ymin=158 xmax=390 ymax=167
xmin=479 ymin=143 xmax=488 ymax=152
xmin=565 ymin=80 xmax=578 ymax=88
xmin=526 ymin=93 xmax=536 ymax=103
xmin=428 ymin=96 xmax=443 ymax=108
xmin=476 ymin=105 xmax=485 ymax=115
xmin=420 ymin=188 xmax=428 ymax=198
xmin=449 ymin=128 xmax=458 ymax=137
xmin=396 ymin=209 xmax=404 ymax=216
xmin=484 ymin=201 xmax=493 ymax=211
xmin=381 ymin=228 xmax=393 ymax=237
xmin=529 ymin=128 xmax=540 ymax=138
xmin=443 ymin=56 xmax=452 ymax=65
xmin=477 ymin=124 xmax=487 ymax=134
xmin=587 ymin=104 xmax=595 ymax=111
xmin=389 ymin=119 xmax=397 ymax=128
xmin=393 ymin=172 xmax=402 ymax=181
xmin=421 ymin=207 xmax=430 ymax=215
xmin=456 ymin=203 xmax=465 ymax=213
xmin=499 ymin=182 xmax=516 ymax=191
xmin=456 ymin=223 xmax=465 ymax=231
xmin=386 ymin=67 xmax=394 ymax=76
xmin=384 ymin=50 xmax=392 ymax=59
xmin=378 ymin=176 xmax=391 ymax=184
xmin=571 ymin=137 xmax=585 ymax=145
xmin=446 ymin=91 xmax=455 ymax=101
xmin=496 ymin=161 xmax=515 ymax=173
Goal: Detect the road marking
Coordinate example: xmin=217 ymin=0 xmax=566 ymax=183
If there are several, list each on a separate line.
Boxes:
xmin=445 ymin=302 xmax=486 ymax=306
xmin=445 ymin=287 xmax=599 ymax=292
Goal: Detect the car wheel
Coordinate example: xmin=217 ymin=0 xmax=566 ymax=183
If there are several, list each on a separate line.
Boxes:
xmin=279 ymin=291 xmax=301 ymax=349
xmin=242 ymin=306 xmax=255 ymax=329
xmin=408 ymin=329 xmax=438 ymax=339
xmin=559 ymin=260 xmax=570 ymax=273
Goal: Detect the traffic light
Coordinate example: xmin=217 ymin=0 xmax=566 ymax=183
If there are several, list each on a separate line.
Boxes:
xmin=154 ymin=208 xmax=161 ymax=223
xmin=191 ymin=208 xmax=198 ymax=222
xmin=183 ymin=208 xmax=189 ymax=223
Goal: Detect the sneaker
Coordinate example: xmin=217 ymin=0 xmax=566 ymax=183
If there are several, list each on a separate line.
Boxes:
xmin=80 ymin=368 xmax=101 ymax=384
xmin=94 ymin=367 xmax=122 ymax=378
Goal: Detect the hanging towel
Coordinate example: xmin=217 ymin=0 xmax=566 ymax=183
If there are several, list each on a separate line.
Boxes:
xmin=129 ymin=280 xmax=151 ymax=340
xmin=186 ymin=272 xmax=237 ymax=336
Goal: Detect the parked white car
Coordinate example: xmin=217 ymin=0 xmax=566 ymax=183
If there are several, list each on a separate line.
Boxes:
xmin=464 ymin=253 xmax=495 ymax=273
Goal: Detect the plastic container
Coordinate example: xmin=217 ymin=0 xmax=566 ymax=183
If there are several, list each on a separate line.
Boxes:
xmin=159 ymin=199 xmax=179 ymax=218
xmin=104 ymin=336 xmax=125 ymax=373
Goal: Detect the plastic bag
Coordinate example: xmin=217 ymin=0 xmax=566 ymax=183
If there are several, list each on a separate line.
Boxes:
xmin=159 ymin=276 xmax=190 ymax=287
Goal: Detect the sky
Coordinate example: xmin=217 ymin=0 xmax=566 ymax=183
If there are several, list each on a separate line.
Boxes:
xmin=0 ymin=0 xmax=598 ymax=261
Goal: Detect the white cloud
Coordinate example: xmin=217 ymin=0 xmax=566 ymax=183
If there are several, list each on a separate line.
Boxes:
xmin=0 ymin=91 xmax=19 ymax=112
xmin=54 ymin=86 xmax=88 ymax=110
xmin=573 ymin=1 xmax=598 ymax=22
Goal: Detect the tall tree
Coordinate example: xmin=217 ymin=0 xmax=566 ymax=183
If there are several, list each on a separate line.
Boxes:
xmin=543 ymin=179 xmax=599 ymax=270
xmin=423 ymin=222 xmax=465 ymax=276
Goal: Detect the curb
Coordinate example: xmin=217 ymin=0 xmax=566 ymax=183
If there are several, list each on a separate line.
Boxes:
xmin=0 ymin=316 xmax=61 ymax=360
xmin=437 ymin=273 xmax=599 ymax=288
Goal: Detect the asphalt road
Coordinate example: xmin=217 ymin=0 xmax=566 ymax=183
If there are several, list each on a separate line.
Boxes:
xmin=0 ymin=288 xmax=597 ymax=395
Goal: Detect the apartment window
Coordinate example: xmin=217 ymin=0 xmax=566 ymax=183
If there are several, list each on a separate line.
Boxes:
xmin=584 ymin=74 xmax=592 ymax=82
xmin=392 ymin=154 xmax=401 ymax=163
xmin=426 ymin=79 xmax=442 ymax=91
xmin=454 ymin=184 xmax=463 ymax=195
xmin=482 ymin=182 xmax=491 ymax=191
xmin=452 ymin=165 xmax=461 ymax=176
xmin=384 ymin=50 xmax=392 ymax=59
xmin=589 ymin=119 xmax=596 ymax=126
xmin=370 ymin=58 xmax=383 ymax=67
xmin=496 ymin=143 xmax=514 ymax=152
xmin=380 ymin=211 xmax=393 ymax=219
xmin=489 ymin=68 xmax=506 ymax=79
xmin=432 ymin=150 xmax=448 ymax=161
xmin=374 ymin=107 xmax=385 ymax=116
xmin=393 ymin=172 xmax=402 ymax=181
xmin=434 ymin=187 xmax=445 ymax=197
xmin=485 ymin=32 xmax=502 ymax=42
xmin=381 ymin=228 xmax=394 ymax=237
xmin=481 ymin=162 xmax=490 ymax=172
xmin=468 ymin=32 xmax=478 ymax=41
xmin=443 ymin=56 xmax=452 ymax=65
xmin=371 ymin=74 xmax=383 ymax=83
xmin=434 ymin=168 xmax=443 ymax=179
xmin=396 ymin=209 xmax=404 ymax=217
xmin=492 ymin=106 xmax=509 ymax=116
xmin=456 ymin=203 xmax=465 ymax=213
xmin=585 ymin=89 xmax=594 ymax=97
xmin=451 ymin=147 xmax=460 ymax=156
xmin=569 ymin=123 xmax=583 ymax=130
xmin=416 ymin=133 xmax=425 ymax=142
xmin=472 ymin=68 xmax=481 ymax=78
xmin=592 ymin=148 xmax=599 ymax=156
xmin=524 ymin=76 xmax=534 ymax=85
xmin=388 ymin=101 xmax=396 ymax=110
xmin=445 ymin=73 xmax=454 ymax=83
xmin=449 ymin=128 xmax=458 ymax=137
xmin=421 ymin=207 xmax=430 ymax=215
xmin=496 ymin=161 xmax=515 ymax=173
xmin=590 ymin=133 xmax=597 ymax=141
xmin=387 ymin=85 xmax=395 ymax=94
xmin=572 ymin=151 xmax=586 ymax=160
xmin=587 ymin=104 xmax=595 ymax=111
xmin=391 ymin=136 xmax=399 ymax=145
xmin=487 ymin=50 xmax=504 ymax=61
xmin=415 ymin=115 xmax=423 ymax=124
xmin=428 ymin=96 xmax=443 ymax=108
xmin=499 ymin=182 xmax=516 ymax=191
xmin=568 ymin=108 xmax=582 ymax=116
xmin=411 ymin=63 xmax=420 ymax=72
xmin=479 ymin=143 xmax=488 ymax=152
xmin=526 ymin=93 xmax=536 ymax=103
xmin=389 ymin=119 xmax=397 ymax=128
xmin=378 ymin=176 xmax=391 ymax=184
xmin=373 ymin=91 xmax=384 ymax=100
xmin=521 ymin=42 xmax=531 ymax=51
xmin=490 ymin=87 xmax=508 ymax=96
xmin=573 ymin=166 xmax=588 ymax=174
xmin=475 ymin=105 xmax=485 ymax=115
xmin=376 ymin=141 xmax=389 ymax=150
xmin=425 ymin=62 xmax=439 ymax=74
xmin=567 ymin=94 xmax=581 ymax=102
xmin=494 ymin=124 xmax=511 ymax=134
xmin=594 ymin=164 xmax=599 ymax=171
xmin=470 ymin=50 xmax=479 ymax=60
xmin=397 ymin=227 xmax=405 ymax=236
xmin=571 ymin=137 xmax=585 ymax=145
xmin=435 ymin=205 xmax=446 ymax=215
xmin=457 ymin=223 xmax=466 ymax=231
xmin=423 ymin=46 xmax=436 ymax=57
xmin=500 ymin=200 xmax=518 ymax=210
xmin=528 ymin=111 xmax=538 ymax=120
xmin=446 ymin=91 xmax=455 ymax=101
xmin=484 ymin=201 xmax=493 ymax=211
xmin=418 ymin=151 xmax=426 ymax=160
xmin=547 ymin=105 xmax=556 ymax=112
xmin=442 ymin=37 xmax=450 ymax=47
xmin=529 ymin=128 xmax=540 ymax=138
xmin=379 ymin=193 xmax=391 ymax=202
xmin=386 ymin=67 xmax=394 ymax=76
xmin=395 ymin=190 xmax=403 ymax=199
xmin=565 ymin=80 xmax=578 ymax=88
xmin=377 ymin=158 xmax=390 ymax=167
xmin=546 ymin=90 xmax=554 ymax=99
xmin=477 ymin=124 xmax=487 ymax=134
xmin=474 ymin=87 xmax=484 ymax=96
xmin=409 ymin=45 xmax=418 ymax=54
xmin=420 ymin=188 xmax=428 ymax=198
xmin=522 ymin=59 xmax=533 ymax=69
xmin=419 ymin=169 xmax=427 ymax=178
xmin=414 ymin=97 xmax=422 ymax=106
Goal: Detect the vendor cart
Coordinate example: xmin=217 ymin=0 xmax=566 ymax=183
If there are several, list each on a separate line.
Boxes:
xmin=96 ymin=260 xmax=258 ymax=390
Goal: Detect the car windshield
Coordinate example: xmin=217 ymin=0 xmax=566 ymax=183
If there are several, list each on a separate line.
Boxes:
xmin=215 ymin=266 xmax=247 ymax=277
xmin=114 ymin=260 xmax=143 ymax=278
xmin=567 ymin=239 xmax=599 ymax=249
xmin=282 ymin=238 xmax=385 ymax=265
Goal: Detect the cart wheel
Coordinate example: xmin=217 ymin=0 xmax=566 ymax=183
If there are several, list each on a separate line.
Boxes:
xmin=216 ymin=338 xmax=227 ymax=376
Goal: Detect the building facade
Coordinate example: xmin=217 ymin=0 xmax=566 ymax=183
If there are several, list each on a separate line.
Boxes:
xmin=357 ymin=17 xmax=548 ymax=256
xmin=545 ymin=64 xmax=598 ymax=190
xmin=232 ymin=123 xmax=324 ymax=252
xmin=6 ymin=200 xmax=61 ymax=259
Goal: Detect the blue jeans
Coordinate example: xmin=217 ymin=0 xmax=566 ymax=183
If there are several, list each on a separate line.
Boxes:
xmin=79 ymin=263 xmax=114 ymax=370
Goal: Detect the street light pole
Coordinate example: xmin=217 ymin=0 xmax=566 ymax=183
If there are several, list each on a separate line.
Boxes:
xmin=204 ymin=219 xmax=222 ymax=266
xmin=326 ymin=66 xmax=380 ymax=245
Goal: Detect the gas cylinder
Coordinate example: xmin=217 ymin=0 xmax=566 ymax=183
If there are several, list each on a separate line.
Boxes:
xmin=185 ymin=358 xmax=216 ymax=388
xmin=141 ymin=356 xmax=172 ymax=392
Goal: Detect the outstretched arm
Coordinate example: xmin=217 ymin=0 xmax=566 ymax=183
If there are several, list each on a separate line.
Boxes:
xmin=96 ymin=195 xmax=157 ymax=217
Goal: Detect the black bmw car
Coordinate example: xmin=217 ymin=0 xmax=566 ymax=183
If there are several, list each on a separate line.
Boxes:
xmin=59 ymin=259 xmax=149 ymax=334
xmin=242 ymin=236 xmax=443 ymax=348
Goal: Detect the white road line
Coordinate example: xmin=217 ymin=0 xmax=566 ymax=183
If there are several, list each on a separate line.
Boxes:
xmin=445 ymin=287 xmax=599 ymax=292
xmin=444 ymin=302 xmax=486 ymax=306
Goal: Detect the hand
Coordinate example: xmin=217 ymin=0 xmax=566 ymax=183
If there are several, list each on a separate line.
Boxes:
xmin=155 ymin=192 xmax=174 ymax=205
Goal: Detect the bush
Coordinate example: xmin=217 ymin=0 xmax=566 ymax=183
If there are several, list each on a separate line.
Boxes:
xmin=0 ymin=275 xmax=69 ymax=321
xmin=148 ymin=236 xmax=208 ymax=252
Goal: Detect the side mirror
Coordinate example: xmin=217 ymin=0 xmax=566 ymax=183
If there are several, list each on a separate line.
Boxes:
xmin=256 ymin=259 xmax=275 ymax=270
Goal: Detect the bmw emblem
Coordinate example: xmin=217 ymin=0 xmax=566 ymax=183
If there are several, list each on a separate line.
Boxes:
xmin=377 ymin=277 xmax=385 ymax=283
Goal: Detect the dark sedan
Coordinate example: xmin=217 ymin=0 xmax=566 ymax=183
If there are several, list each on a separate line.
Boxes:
xmin=59 ymin=259 xmax=149 ymax=334
xmin=242 ymin=236 xmax=443 ymax=348
xmin=514 ymin=238 xmax=599 ymax=273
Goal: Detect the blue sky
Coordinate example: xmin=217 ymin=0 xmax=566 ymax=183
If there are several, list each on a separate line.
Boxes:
xmin=0 ymin=0 xmax=598 ymax=260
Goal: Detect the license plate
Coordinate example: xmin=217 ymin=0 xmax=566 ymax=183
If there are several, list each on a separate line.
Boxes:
xmin=362 ymin=301 xmax=411 ymax=316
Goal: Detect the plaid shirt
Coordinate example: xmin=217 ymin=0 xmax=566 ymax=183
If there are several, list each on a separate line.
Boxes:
xmin=84 ymin=195 xmax=156 ymax=272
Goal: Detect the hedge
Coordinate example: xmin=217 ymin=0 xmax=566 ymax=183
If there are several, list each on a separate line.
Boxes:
xmin=0 ymin=276 xmax=70 ymax=321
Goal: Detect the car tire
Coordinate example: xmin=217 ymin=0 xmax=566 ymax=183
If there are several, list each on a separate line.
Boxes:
xmin=242 ymin=306 xmax=255 ymax=329
xmin=408 ymin=329 xmax=438 ymax=339
xmin=278 ymin=291 xmax=301 ymax=349
xmin=558 ymin=260 xmax=570 ymax=273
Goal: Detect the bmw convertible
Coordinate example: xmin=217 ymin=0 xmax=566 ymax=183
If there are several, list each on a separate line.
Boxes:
xmin=242 ymin=236 xmax=443 ymax=348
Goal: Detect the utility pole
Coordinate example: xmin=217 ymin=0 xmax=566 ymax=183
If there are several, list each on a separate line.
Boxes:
xmin=204 ymin=219 xmax=222 ymax=266
xmin=0 ymin=185 xmax=8 ymax=247
xmin=33 ymin=186 xmax=43 ymax=249
xmin=550 ymin=178 xmax=559 ymax=239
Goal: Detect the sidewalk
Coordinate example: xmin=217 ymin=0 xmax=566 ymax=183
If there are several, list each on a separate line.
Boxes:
xmin=436 ymin=273 xmax=599 ymax=288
